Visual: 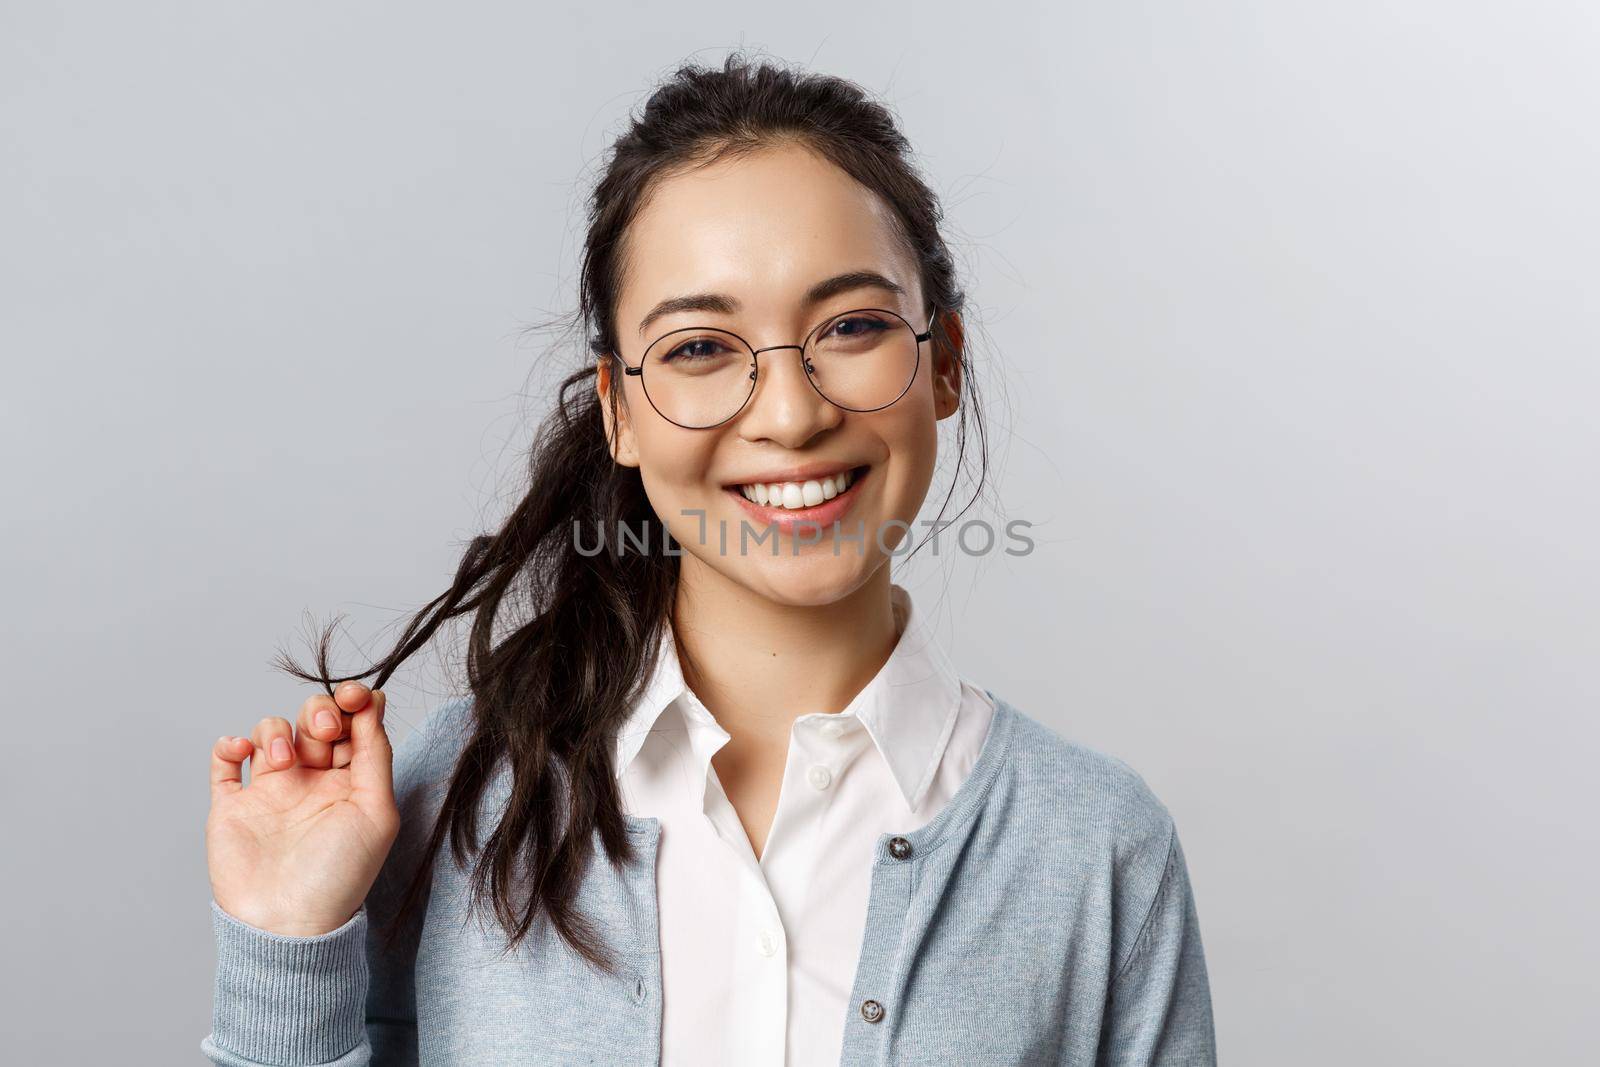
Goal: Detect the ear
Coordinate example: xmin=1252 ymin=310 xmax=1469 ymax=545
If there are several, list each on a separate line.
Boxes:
xmin=596 ymin=356 xmax=641 ymax=468
xmin=929 ymin=310 xmax=965 ymax=421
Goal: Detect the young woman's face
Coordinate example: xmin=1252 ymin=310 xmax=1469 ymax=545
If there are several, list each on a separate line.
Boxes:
xmin=601 ymin=141 xmax=962 ymax=607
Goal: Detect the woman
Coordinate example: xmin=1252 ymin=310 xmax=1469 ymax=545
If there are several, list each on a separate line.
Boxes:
xmin=202 ymin=54 xmax=1216 ymax=1066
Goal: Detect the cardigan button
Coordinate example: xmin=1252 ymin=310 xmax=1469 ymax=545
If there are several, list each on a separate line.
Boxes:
xmin=887 ymin=836 xmax=913 ymax=860
xmin=860 ymin=999 xmax=885 ymax=1023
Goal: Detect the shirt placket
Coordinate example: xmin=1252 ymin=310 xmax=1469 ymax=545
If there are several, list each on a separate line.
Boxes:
xmin=769 ymin=714 xmax=868 ymax=1065
xmin=691 ymin=715 xmax=790 ymax=1065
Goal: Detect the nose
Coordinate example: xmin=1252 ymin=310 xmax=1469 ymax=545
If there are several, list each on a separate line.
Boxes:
xmin=736 ymin=344 xmax=842 ymax=445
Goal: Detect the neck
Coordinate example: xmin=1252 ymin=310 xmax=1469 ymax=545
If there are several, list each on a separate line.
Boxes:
xmin=670 ymin=560 xmax=901 ymax=749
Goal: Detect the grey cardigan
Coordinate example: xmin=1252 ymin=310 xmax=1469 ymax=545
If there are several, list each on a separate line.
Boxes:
xmin=201 ymin=692 xmax=1217 ymax=1065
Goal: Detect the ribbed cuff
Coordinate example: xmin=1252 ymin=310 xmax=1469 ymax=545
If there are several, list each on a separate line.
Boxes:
xmin=208 ymin=898 xmax=369 ymax=1064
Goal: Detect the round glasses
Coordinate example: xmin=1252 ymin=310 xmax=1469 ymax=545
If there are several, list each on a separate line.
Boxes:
xmin=618 ymin=306 xmax=936 ymax=430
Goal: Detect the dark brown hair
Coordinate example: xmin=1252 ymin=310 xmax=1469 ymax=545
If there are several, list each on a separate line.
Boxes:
xmin=277 ymin=50 xmax=992 ymax=977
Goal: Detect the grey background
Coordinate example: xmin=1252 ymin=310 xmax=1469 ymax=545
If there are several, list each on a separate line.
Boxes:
xmin=3 ymin=2 xmax=1595 ymax=1063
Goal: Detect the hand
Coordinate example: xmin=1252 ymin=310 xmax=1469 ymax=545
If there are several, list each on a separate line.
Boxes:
xmin=206 ymin=682 xmax=400 ymax=937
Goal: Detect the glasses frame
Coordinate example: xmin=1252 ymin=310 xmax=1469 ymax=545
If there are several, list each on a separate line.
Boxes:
xmin=617 ymin=305 xmax=938 ymax=430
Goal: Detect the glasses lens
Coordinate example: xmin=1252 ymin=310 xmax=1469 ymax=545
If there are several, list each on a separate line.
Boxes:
xmin=805 ymin=310 xmax=919 ymax=411
xmin=641 ymin=328 xmax=754 ymax=428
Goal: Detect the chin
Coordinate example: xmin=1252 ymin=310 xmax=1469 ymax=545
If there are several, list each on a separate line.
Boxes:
xmin=724 ymin=551 xmax=881 ymax=609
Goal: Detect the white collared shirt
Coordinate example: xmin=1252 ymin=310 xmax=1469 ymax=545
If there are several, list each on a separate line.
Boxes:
xmin=612 ymin=582 xmax=997 ymax=1067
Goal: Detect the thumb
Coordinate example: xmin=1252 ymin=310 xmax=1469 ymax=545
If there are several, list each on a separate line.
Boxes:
xmin=348 ymin=688 xmax=394 ymax=798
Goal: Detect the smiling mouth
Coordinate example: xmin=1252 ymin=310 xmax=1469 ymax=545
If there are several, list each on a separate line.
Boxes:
xmin=723 ymin=464 xmax=871 ymax=510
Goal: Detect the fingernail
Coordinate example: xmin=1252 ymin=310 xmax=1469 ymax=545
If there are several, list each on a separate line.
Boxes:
xmin=316 ymin=710 xmax=338 ymax=732
xmin=338 ymin=681 xmax=364 ymax=697
xmin=271 ymin=738 xmax=292 ymax=762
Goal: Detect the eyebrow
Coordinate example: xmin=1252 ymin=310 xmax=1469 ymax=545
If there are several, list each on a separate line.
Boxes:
xmin=636 ymin=269 xmax=908 ymax=337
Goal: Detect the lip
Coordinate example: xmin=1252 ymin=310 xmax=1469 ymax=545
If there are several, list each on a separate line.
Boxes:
xmin=720 ymin=461 xmax=864 ymax=490
xmin=724 ymin=464 xmax=871 ymax=538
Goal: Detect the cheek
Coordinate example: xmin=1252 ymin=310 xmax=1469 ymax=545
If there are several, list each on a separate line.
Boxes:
xmin=875 ymin=410 xmax=940 ymax=517
xmin=901 ymin=379 xmax=942 ymax=466
xmin=632 ymin=428 xmax=721 ymax=527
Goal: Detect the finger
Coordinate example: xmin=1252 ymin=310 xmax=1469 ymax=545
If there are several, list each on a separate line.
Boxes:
xmin=319 ymin=681 xmax=371 ymax=770
xmin=210 ymin=735 xmax=253 ymax=797
xmin=322 ymin=681 xmax=372 ymax=772
xmin=249 ymin=716 xmax=298 ymax=778
xmin=347 ymin=689 xmax=393 ymax=796
xmin=295 ymin=691 xmax=347 ymax=769
xmin=333 ymin=680 xmax=373 ymax=715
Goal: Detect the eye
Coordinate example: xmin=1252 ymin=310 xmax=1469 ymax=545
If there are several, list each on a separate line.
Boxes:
xmin=661 ymin=336 xmax=733 ymax=363
xmin=823 ymin=314 xmax=892 ymax=339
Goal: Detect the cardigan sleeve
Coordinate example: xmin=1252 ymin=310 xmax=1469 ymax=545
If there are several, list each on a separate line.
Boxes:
xmin=199 ymin=697 xmax=469 ymax=1066
xmin=1096 ymin=823 xmax=1217 ymax=1066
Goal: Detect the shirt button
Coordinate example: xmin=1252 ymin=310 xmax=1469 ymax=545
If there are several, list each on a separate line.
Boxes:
xmin=860 ymin=999 xmax=885 ymax=1023
xmin=887 ymin=836 xmax=913 ymax=860
xmin=806 ymin=764 xmax=833 ymax=790
xmin=757 ymin=929 xmax=779 ymax=957
xmin=818 ymin=717 xmax=849 ymax=739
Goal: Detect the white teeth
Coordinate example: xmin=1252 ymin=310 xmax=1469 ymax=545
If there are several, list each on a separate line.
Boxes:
xmin=738 ymin=468 xmax=857 ymax=509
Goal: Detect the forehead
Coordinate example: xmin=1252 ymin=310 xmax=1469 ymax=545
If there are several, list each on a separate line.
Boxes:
xmin=618 ymin=142 xmax=917 ymax=333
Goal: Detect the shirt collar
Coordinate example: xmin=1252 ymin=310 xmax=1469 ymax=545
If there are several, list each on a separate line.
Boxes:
xmin=611 ymin=582 xmax=965 ymax=814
